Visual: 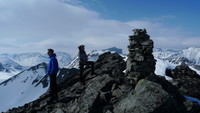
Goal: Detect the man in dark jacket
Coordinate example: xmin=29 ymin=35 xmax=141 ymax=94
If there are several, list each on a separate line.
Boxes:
xmin=78 ymin=45 xmax=94 ymax=85
xmin=47 ymin=49 xmax=59 ymax=103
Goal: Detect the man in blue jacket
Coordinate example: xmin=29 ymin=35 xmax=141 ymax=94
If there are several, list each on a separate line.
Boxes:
xmin=47 ymin=49 xmax=59 ymax=103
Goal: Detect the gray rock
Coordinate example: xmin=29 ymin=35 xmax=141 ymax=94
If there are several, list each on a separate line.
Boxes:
xmin=50 ymin=108 xmax=64 ymax=113
xmin=167 ymin=65 xmax=200 ymax=99
xmin=114 ymin=79 xmax=169 ymax=113
xmin=78 ymin=74 xmax=113 ymax=113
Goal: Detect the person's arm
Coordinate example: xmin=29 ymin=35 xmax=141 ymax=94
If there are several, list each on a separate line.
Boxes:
xmin=47 ymin=60 xmax=52 ymax=75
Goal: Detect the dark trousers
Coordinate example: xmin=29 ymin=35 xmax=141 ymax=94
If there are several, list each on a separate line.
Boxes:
xmin=49 ymin=74 xmax=58 ymax=101
xmin=79 ymin=61 xmax=94 ymax=84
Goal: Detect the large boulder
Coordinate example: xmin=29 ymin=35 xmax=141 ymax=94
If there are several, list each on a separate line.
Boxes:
xmin=113 ymin=79 xmax=187 ymax=113
xmin=92 ymin=52 xmax=126 ymax=84
xmin=167 ymin=65 xmax=200 ymax=99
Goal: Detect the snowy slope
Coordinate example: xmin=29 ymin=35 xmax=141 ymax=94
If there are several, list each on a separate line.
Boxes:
xmin=0 ymin=72 xmax=19 ymax=84
xmin=0 ymin=55 xmax=23 ymax=72
xmin=153 ymin=48 xmax=179 ymax=59
xmin=154 ymin=47 xmax=200 ymax=65
xmin=178 ymin=47 xmax=200 ymax=64
xmin=189 ymin=66 xmax=200 ymax=75
xmin=153 ymin=47 xmax=200 ymax=79
xmin=0 ymin=55 xmax=22 ymax=83
xmin=154 ymin=58 xmax=176 ymax=80
xmin=0 ymin=63 xmax=48 ymax=112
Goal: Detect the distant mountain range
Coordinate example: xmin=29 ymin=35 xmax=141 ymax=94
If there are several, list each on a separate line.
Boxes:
xmin=0 ymin=52 xmax=72 ymax=83
xmin=1 ymin=47 xmax=200 ymax=82
xmin=0 ymin=52 xmax=72 ymax=69
xmin=153 ymin=47 xmax=200 ymax=80
xmin=154 ymin=47 xmax=200 ymax=65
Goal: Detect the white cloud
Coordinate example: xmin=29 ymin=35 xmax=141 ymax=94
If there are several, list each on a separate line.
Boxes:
xmin=182 ymin=37 xmax=200 ymax=47
xmin=141 ymin=15 xmax=176 ymax=22
xmin=0 ymin=0 xmax=199 ymax=56
xmin=126 ymin=20 xmax=200 ymax=50
xmin=0 ymin=0 xmax=132 ymax=55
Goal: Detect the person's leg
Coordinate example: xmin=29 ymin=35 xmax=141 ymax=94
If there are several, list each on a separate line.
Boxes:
xmin=52 ymin=74 xmax=58 ymax=99
xmin=79 ymin=62 xmax=85 ymax=84
xmin=87 ymin=61 xmax=95 ymax=74
xmin=49 ymin=75 xmax=54 ymax=101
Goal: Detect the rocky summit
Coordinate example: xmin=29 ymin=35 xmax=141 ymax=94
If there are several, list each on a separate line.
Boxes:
xmin=4 ymin=29 xmax=200 ymax=113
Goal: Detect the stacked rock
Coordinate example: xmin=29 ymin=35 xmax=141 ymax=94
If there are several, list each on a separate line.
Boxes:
xmin=126 ymin=29 xmax=156 ymax=85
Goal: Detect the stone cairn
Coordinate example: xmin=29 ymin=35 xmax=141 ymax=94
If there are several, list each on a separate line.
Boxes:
xmin=126 ymin=29 xmax=156 ymax=85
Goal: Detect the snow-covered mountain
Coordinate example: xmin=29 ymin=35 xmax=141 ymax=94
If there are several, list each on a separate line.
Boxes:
xmin=0 ymin=63 xmax=48 ymax=112
xmin=0 ymin=55 xmax=23 ymax=83
xmin=153 ymin=47 xmax=200 ymax=79
xmin=0 ymin=52 xmax=72 ymax=69
xmin=0 ymin=52 xmax=72 ymax=83
xmin=153 ymin=48 xmax=179 ymax=59
xmin=153 ymin=47 xmax=200 ymax=65
xmin=0 ymin=55 xmax=23 ymax=72
xmin=9 ymin=52 xmax=72 ymax=67
xmin=0 ymin=61 xmax=80 ymax=112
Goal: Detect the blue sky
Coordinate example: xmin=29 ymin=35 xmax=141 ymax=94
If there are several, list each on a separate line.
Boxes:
xmin=81 ymin=0 xmax=200 ymax=32
xmin=0 ymin=0 xmax=199 ymax=55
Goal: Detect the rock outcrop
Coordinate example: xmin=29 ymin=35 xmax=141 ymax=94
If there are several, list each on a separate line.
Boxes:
xmin=4 ymin=52 xmax=127 ymax=113
xmin=166 ymin=65 xmax=200 ymax=99
xmin=114 ymin=78 xmax=187 ymax=113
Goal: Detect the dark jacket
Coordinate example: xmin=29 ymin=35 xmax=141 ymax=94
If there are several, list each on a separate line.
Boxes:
xmin=79 ymin=51 xmax=88 ymax=62
xmin=48 ymin=53 xmax=59 ymax=75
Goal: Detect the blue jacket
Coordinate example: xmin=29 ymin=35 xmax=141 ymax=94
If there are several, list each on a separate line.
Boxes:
xmin=47 ymin=53 xmax=59 ymax=75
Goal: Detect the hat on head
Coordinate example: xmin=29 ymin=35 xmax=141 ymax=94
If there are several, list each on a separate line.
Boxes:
xmin=78 ymin=45 xmax=85 ymax=49
xmin=48 ymin=48 xmax=54 ymax=53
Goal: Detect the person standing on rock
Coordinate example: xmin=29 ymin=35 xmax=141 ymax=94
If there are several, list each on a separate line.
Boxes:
xmin=47 ymin=49 xmax=59 ymax=103
xmin=78 ymin=45 xmax=95 ymax=85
